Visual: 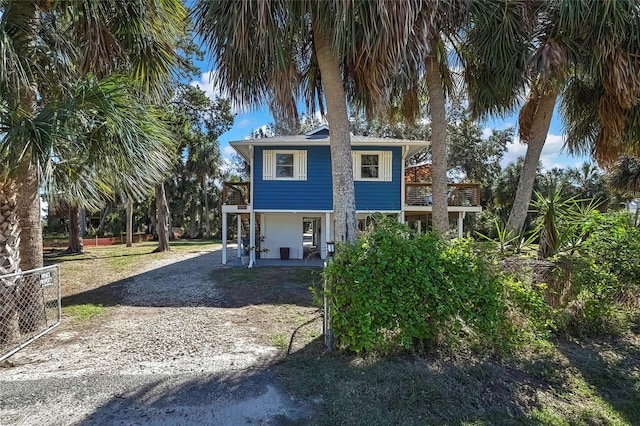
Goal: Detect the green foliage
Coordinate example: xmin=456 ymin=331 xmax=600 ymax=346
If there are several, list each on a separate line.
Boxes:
xmin=559 ymin=211 xmax=640 ymax=334
xmin=476 ymin=218 xmax=536 ymax=257
xmin=324 ymin=217 xmax=510 ymax=354
xmin=63 ymin=304 xmax=106 ymax=322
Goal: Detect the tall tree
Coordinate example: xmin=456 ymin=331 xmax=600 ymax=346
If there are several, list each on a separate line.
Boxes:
xmin=194 ymin=0 xmax=421 ymax=243
xmin=1 ymin=0 xmax=184 ymax=337
xmin=393 ymin=0 xmax=535 ymax=234
xmin=501 ymin=0 xmax=640 ymax=234
xmin=0 ymin=0 xmax=187 ymax=270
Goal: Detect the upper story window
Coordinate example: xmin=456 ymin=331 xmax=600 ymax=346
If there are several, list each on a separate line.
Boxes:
xmin=352 ymin=151 xmax=392 ymax=181
xmin=263 ymin=150 xmax=307 ymax=180
xmin=276 ymin=153 xmax=294 ymax=177
xmin=360 ymin=154 xmax=379 ymax=178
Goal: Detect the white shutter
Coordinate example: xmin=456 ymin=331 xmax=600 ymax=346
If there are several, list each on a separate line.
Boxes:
xmin=263 ymin=150 xmax=274 ymax=180
xmin=381 ymin=151 xmax=392 ymax=181
xmin=295 ymin=150 xmax=307 ymax=180
xmin=352 ymin=152 xmax=358 ymax=180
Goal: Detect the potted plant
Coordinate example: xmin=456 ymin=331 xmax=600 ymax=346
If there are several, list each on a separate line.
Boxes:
xmin=241 ymin=236 xmax=269 ymax=265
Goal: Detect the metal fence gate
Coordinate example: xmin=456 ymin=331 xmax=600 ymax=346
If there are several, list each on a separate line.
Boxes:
xmin=1 ymin=265 xmax=61 ymax=362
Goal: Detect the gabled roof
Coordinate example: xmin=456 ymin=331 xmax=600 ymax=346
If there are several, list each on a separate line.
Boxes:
xmin=230 ymin=126 xmax=427 ymax=161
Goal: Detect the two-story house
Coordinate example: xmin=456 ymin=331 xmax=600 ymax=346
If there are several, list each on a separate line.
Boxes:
xmin=220 ymin=126 xmax=482 ymax=265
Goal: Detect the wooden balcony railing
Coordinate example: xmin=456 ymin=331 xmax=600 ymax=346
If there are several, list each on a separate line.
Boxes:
xmin=222 ymin=182 xmax=250 ymax=206
xmin=405 ymin=183 xmax=481 ymax=207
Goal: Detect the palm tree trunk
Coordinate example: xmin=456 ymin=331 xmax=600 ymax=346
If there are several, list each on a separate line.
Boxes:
xmin=125 ymin=198 xmax=133 ymax=247
xmin=66 ymin=204 xmax=84 ymax=254
xmin=16 ymin=158 xmax=43 ymax=271
xmin=202 ymin=175 xmax=210 ymax=238
xmin=16 ymin=160 xmax=46 ymax=333
xmin=154 ymin=183 xmax=170 ymax=252
xmin=506 ymin=91 xmax=558 ymax=235
xmin=425 ymin=55 xmax=449 ymax=235
xmin=97 ymin=204 xmax=110 ymax=236
xmin=313 ymin=24 xmax=357 ymax=244
xmin=0 ymin=178 xmax=21 ymax=345
xmin=189 ymin=209 xmax=199 ymax=239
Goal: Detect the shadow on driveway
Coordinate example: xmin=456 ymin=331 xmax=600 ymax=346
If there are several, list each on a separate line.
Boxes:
xmin=59 ymin=249 xmax=322 ymax=309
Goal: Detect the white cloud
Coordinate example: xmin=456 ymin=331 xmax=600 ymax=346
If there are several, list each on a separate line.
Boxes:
xmin=501 ymin=133 xmax=570 ymax=170
xmin=189 ymin=70 xmax=244 ymax=113
xmin=500 ymin=133 xmax=594 ymax=171
xmin=190 ymin=70 xmax=223 ymax=100
xmin=237 ymin=118 xmax=252 ymax=128
xmin=538 ymin=134 xmax=567 ymax=170
xmin=223 ymin=145 xmax=236 ymax=157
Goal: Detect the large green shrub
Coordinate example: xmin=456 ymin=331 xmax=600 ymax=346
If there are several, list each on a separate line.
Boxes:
xmin=560 ymin=211 xmax=640 ymax=333
xmin=324 ymin=218 xmax=509 ymax=354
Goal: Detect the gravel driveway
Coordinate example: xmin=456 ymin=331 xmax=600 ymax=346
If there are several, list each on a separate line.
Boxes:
xmin=0 ymin=246 xmax=315 ymax=425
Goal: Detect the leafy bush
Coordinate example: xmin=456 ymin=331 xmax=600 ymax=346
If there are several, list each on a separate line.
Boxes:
xmin=558 ymin=211 xmax=640 ymax=334
xmin=324 ymin=218 xmax=511 ymax=354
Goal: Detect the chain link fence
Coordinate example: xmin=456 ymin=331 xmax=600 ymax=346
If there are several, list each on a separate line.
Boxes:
xmin=1 ymin=265 xmax=61 ymax=361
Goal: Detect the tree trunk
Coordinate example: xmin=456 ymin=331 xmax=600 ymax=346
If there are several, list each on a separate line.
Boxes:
xmin=16 ymin=160 xmax=46 ymax=333
xmin=0 ymin=178 xmax=21 ymax=346
xmin=97 ymin=204 xmax=110 ymax=236
xmin=16 ymin=159 xmax=43 ymax=271
xmin=66 ymin=204 xmax=84 ymax=254
xmin=203 ymin=175 xmax=210 ymax=238
xmin=189 ymin=209 xmax=199 ymax=239
xmin=425 ymin=55 xmax=449 ymax=235
xmin=313 ymin=24 xmax=357 ymax=244
xmin=154 ymin=183 xmax=170 ymax=252
xmin=125 ymin=198 xmax=133 ymax=247
xmin=506 ymin=90 xmax=558 ymax=235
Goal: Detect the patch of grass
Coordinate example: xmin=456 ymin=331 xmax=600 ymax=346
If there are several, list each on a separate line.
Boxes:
xmin=275 ymin=335 xmax=640 ymax=425
xmin=63 ymin=304 xmax=106 ymax=322
xmin=213 ymin=267 xmax=320 ymax=308
xmin=270 ymin=333 xmax=289 ymax=350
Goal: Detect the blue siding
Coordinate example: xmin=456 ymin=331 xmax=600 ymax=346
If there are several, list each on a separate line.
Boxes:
xmin=353 ymin=146 xmax=403 ymax=210
xmin=253 ymin=145 xmax=402 ymax=211
xmin=254 ymin=146 xmax=333 ymax=210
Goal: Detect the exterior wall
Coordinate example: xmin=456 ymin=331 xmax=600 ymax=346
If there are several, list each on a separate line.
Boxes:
xmin=353 ymin=146 xmax=403 ymax=211
xmin=254 ymin=145 xmax=403 ymax=211
xmin=261 ymin=213 xmax=327 ymax=260
xmin=254 ymin=146 xmax=333 ymax=210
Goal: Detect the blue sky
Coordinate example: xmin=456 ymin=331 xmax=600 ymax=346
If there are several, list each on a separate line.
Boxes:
xmin=189 ymin=70 xmax=591 ymax=171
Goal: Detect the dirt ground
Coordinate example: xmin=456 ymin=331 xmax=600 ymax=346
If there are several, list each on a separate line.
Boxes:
xmin=0 ymin=243 xmax=323 ymax=425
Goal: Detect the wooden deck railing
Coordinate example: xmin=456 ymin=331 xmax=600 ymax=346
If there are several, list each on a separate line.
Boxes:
xmin=405 ymin=183 xmax=481 ymax=207
xmin=222 ymin=182 xmax=250 ymax=206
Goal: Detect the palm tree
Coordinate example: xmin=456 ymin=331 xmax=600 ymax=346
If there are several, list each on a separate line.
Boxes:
xmin=0 ymin=0 xmax=187 ymax=270
xmin=194 ymin=0 xmax=423 ymax=243
xmin=502 ymin=0 xmax=640 ymax=234
xmin=1 ymin=0 xmax=185 ymax=336
xmin=608 ymin=156 xmax=640 ymax=196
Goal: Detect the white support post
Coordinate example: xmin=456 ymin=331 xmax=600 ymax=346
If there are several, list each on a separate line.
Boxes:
xmin=250 ymin=211 xmax=256 ymax=264
xmin=222 ymin=213 xmax=227 ymax=264
xmin=457 ymin=212 xmax=464 ymax=238
xmin=236 ymin=214 xmax=242 ymax=258
xmin=324 ymin=212 xmax=331 ymax=259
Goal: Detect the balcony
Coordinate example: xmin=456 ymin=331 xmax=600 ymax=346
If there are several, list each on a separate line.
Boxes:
xmin=405 ymin=183 xmax=481 ymax=209
xmin=222 ymin=182 xmax=251 ymax=211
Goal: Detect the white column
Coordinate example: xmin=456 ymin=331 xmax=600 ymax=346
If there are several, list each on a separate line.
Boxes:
xmin=236 ymin=214 xmax=242 ymax=258
xmin=222 ymin=212 xmax=227 ymax=264
xmin=250 ymin=211 xmax=256 ymax=264
xmin=324 ymin=212 xmax=331 ymax=259
xmin=457 ymin=212 xmax=464 ymax=238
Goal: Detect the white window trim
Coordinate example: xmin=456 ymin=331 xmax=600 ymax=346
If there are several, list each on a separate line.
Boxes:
xmin=352 ymin=150 xmax=392 ymax=181
xmin=263 ymin=149 xmax=307 ymax=181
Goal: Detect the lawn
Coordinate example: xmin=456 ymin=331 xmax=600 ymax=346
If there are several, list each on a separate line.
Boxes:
xmin=47 ymin=241 xmax=639 ymax=425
